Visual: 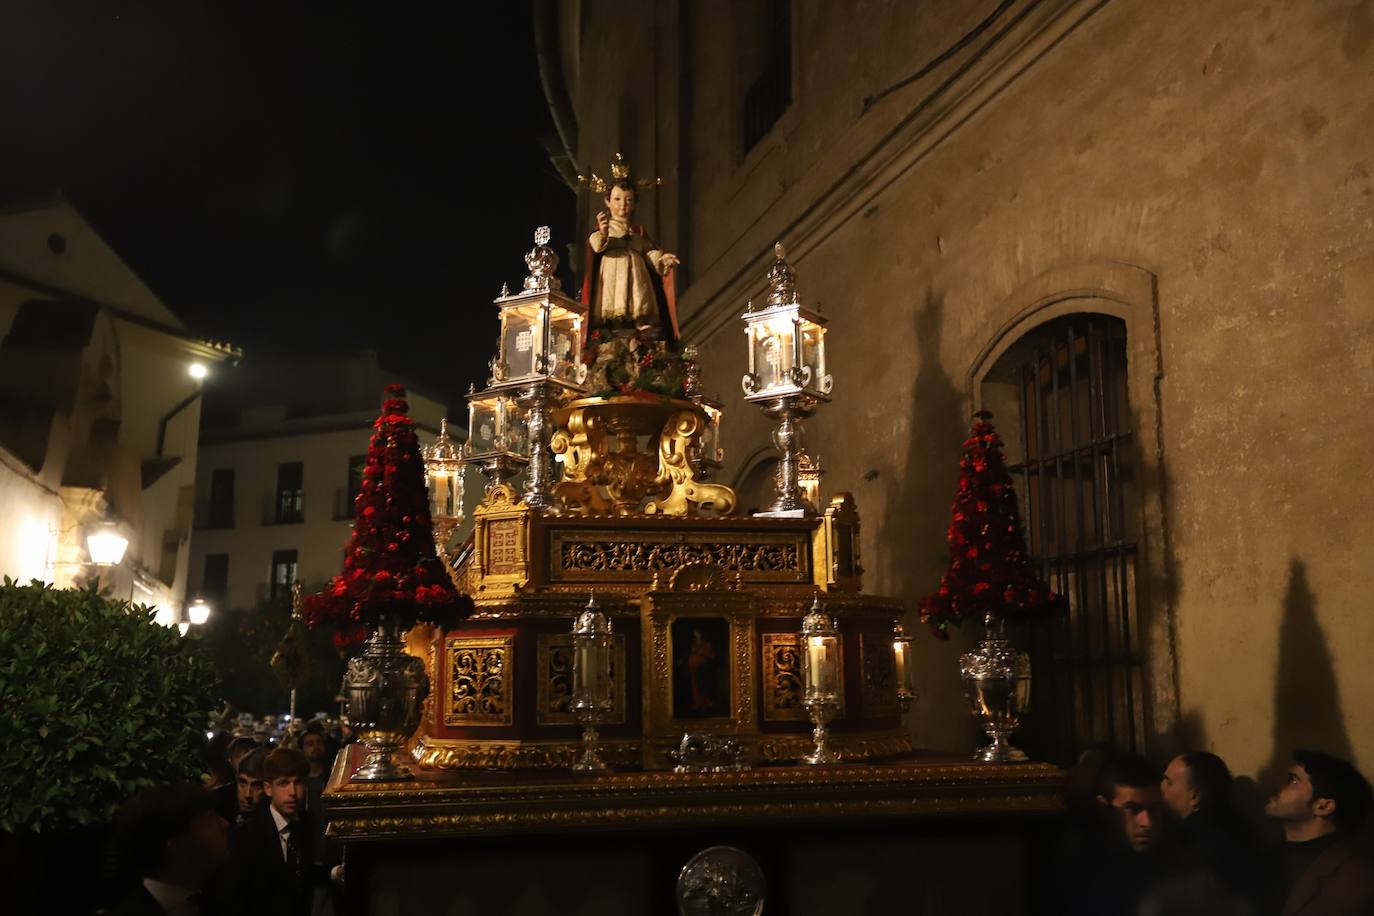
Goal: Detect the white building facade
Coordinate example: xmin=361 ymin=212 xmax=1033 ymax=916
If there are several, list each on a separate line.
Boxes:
xmin=188 ymin=354 xmax=466 ymax=612
xmin=0 ymin=196 xmax=236 ymax=615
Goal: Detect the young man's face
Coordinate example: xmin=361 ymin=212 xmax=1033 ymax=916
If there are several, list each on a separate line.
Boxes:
xmin=1104 ymin=784 xmax=1162 ymax=853
xmin=301 ymin=733 xmax=328 ymax=765
xmin=1160 ymin=756 xmax=1196 ymax=819
xmin=606 ymin=185 xmax=636 ymax=220
xmin=236 ymin=770 xmax=265 ymax=815
xmin=1266 ymin=763 xmax=1321 ymax=822
xmin=264 ymin=775 xmax=306 ymax=819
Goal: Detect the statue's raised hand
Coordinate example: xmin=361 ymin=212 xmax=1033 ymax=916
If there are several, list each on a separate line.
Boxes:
xmin=596 ymin=210 xmax=610 ymax=235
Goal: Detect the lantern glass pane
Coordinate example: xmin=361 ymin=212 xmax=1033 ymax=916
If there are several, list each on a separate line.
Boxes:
xmin=468 ymin=401 xmax=499 ymax=454
xmin=801 ymin=323 xmax=823 ymax=384
xmin=802 ymin=633 xmax=841 ymax=699
xmin=574 ymin=635 xmax=612 ymax=706
xmin=501 ymin=310 xmax=538 ymax=378
xmin=500 ymin=399 xmax=529 ymax=454
xmin=547 ymin=307 xmax=584 ymax=384
xmin=752 ymin=317 xmax=796 ymax=393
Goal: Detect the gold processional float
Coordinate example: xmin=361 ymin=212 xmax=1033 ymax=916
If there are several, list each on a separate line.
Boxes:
xmin=407 ymin=224 xmax=919 ymax=775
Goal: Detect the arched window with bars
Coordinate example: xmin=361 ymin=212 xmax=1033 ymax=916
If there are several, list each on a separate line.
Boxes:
xmin=980 ymin=313 xmax=1146 ymax=762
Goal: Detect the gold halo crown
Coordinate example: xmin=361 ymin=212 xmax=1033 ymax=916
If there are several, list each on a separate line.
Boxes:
xmin=578 ymin=152 xmax=664 ymax=195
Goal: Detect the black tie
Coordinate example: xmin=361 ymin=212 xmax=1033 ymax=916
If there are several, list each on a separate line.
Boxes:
xmin=282 ymin=822 xmax=303 ymax=882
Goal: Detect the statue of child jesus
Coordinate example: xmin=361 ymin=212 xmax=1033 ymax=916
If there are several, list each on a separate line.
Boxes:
xmin=580 ymin=178 xmax=682 ymax=342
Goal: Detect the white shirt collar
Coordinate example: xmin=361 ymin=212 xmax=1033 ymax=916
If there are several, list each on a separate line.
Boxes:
xmin=269 ymin=805 xmax=292 ymax=833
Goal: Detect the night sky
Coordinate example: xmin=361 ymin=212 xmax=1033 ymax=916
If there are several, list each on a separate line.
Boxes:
xmin=0 ymin=2 xmax=577 ymax=402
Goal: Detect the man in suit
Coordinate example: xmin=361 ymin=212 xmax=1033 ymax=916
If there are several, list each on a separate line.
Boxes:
xmin=1159 ymin=750 xmax=1264 ymax=909
xmin=104 ymin=783 xmax=231 ymax=916
xmin=222 ymin=747 xmax=331 ymax=916
xmin=1265 ymin=749 xmax=1374 ymax=916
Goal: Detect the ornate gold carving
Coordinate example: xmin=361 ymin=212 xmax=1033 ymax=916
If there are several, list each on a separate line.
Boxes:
xmin=411 ymin=735 xmax=641 ymax=770
xmin=643 ymin=409 xmax=736 ymax=517
xmin=550 ymin=407 xmax=614 ymax=515
xmin=550 ymin=397 xmax=736 ymax=517
xmin=536 ymin=633 xmax=627 ymax=725
xmin=860 ymin=633 xmax=898 ymax=717
xmin=552 ymin=531 xmax=808 ymax=582
xmin=667 ymin=560 xmax=727 ymax=592
xmin=471 ymin=486 xmax=531 ymax=594
xmin=761 ymin=633 xmax=805 ymax=721
xmin=444 ymin=636 xmax=513 ymax=726
xmin=325 ymin=751 xmax=1063 ymax=840
xmin=486 ymin=520 xmax=522 ymax=575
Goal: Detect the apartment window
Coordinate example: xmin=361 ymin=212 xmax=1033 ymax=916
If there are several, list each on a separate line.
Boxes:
xmin=207 ymin=468 xmax=235 ymax=529
xmin=202 ymin=553 xmax=229 ymax=608
xmin=742 ymin=0 xmax=792 ymax=154
xmin=344 ymin=454 xmax=366 ymax=519
xmin=275 ymin=461 xmax=304 ymax=523
xmin=270 ymin=549 xmax=298 ymax=599
xmin=983 ymin=314 xmax=1143 ymax=763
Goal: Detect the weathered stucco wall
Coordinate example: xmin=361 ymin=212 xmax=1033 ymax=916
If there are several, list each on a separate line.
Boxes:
xmin=565 ymin=0 xmax=1374 ymax=780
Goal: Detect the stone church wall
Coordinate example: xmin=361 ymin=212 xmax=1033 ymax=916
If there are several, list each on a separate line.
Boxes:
xmin=562 ymin=0 xmax=1374 ymax=781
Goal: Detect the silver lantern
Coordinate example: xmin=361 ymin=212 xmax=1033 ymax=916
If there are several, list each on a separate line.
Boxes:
xmin=799 ymin=594 xmax=842 ymax=765
xmin=570 ymin=593 xmax=614 ymax=774
xmin=742 ymin=243 xmax=833 ymax=517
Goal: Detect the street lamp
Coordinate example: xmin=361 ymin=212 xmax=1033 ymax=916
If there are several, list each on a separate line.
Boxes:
xmin=86 ymin=522 xmax=129 ymax=567
xmin=188 ymin=596 xmax=212 ymax=626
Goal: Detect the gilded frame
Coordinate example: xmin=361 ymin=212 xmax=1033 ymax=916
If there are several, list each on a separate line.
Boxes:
xmin=444 ymin=635 xmax=515 ymax=727
xmin=641 ymin=591 xmax=756 ymax=768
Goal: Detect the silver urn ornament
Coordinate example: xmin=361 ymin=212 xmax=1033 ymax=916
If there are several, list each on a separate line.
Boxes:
xmin=959 ymin=612 xmax=1032 ymax=763
xmin=343 ymin=618 xmax=430 ymax=781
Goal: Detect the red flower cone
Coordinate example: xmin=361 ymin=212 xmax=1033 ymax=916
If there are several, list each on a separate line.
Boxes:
xmin=918 ymin=411 xmax=1066 ymax=639
xmin=302 ymin=385 xmax=471 ymax=644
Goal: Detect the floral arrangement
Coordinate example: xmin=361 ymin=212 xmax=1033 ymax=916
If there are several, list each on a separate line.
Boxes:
xmin=584 ymin=329 xmax=688 ymax=398
xmin=302 ymin=385 xmax=471 ymax=646
xmin=918 ymin=411 xmax=1066 ymax=638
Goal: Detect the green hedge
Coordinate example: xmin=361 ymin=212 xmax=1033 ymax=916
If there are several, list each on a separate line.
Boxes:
xmin=0 ymin=579 xmax=220 ymax=833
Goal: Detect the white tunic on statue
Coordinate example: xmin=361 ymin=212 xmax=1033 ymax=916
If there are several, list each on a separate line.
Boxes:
xmin=589 ymin=219 xmax=666 ymax=330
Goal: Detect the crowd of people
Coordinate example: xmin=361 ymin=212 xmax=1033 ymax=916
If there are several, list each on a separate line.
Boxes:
xmin=1061 ymin=747 xmax=1374 ymax=915
xmin=101 ymin=722 xmax=345 ymax=916
xmin=95 ymin=730 xmax=1370 ymax=915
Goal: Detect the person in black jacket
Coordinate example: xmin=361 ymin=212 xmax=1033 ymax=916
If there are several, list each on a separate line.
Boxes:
xmin=1160 ymin=751 xmax=1265 ymax=902
xmin=218 ymin=748 xmax=331 ymax=916
xmin=103 ymin=783 xmax=230 ymax=916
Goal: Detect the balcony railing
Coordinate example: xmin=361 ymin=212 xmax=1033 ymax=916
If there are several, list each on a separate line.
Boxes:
xmin=263 ymin=491 xmax=305 ymax=525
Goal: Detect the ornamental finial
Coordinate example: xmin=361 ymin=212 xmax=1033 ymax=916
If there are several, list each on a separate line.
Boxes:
xmin=766 ymin=240 xmax=799 ymax=307
xmin=523 ymin=226 xmax=561 ymax=292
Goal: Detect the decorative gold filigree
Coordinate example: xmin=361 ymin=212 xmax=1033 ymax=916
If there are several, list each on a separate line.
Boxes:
xmin=553 ymin=533 xmax=807 ymax=581
xmin=643 ymin=409 xmax=736 ymax=517
xmin=536 ymin=633 xmax=627 ymax=725
xmin=551 ymin=397 xmax=736 ymax=518
xmin=444 ymin=636 xmax=513 ymax=726
xmin=761 ymin=633 xmax=805 ymax=721
xmin=411 ymin=735 xmax=641 ymax=770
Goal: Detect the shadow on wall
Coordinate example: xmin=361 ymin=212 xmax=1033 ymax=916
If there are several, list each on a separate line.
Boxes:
xmin=876 ymin=288 xmax=972 ymax=751
xmin=1261 ymin=558 xmax=1353 ymax=788
xmin=1175 ymin=558 xmax=1352 ymax=826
